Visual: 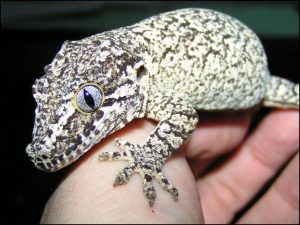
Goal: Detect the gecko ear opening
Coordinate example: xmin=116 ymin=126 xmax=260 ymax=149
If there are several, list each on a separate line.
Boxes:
xmin=136 ymin=65 xmax=146 ymax=81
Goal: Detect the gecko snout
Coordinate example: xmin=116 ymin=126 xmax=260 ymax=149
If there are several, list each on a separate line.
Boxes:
xmin=26 ymin=135 xmax=84 ymax=172
xmin=25 ymin=143 xmax=58 ymax=172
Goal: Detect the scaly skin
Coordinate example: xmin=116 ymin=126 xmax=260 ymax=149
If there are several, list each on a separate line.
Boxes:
xmin=26 ymin=8 xmax=299 ymax=206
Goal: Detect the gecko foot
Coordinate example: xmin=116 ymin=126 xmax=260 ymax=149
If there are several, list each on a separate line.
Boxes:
xmin=98 ymin=138 xmax=178 ymax=206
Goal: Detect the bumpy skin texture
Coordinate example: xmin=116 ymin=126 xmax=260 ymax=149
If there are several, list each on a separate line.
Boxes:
xmin=26 ymin=8 xmax=299 ymax=206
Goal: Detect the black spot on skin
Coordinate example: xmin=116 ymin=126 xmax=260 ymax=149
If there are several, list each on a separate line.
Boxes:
xmin=162 ymin=178 xmax=169 ymax=184
xmin=76 ymin=149 xmax=81 ymax=155
xmin=113 ymin=152 xmax=120 ymax=158
xmin=83 ymin=129 xmax=90 ymax=137
xmin=83 ymin=124 xmax=96 ymax=137
xmin=136 ymin=65 xmax=146 ymax=80
xmin=130 ymin=150 xmax=135 ymax=156
xmin=68 ymin=155 xmax=74 ymax=161
xmin=104 ymin=87 xmax=117 ymax=96
xmin=36 ymin=156 xmax=42 ymax=162
xmin=51 ymin=158 xmax=58 ymax=165
xmin=120 ymin=79 xmax=134 ymax=88
xmin=63 ymin=114 xmax=77 ymax=130
xmin=37 ymin=162 xmax=46 ymax=170
xmin=93 ymin=40 xmax=101 ymax=45
xmin=102 ymin=98 xmax=116 ymax=107
xmin=58 ymin=154 xmax=65 ymax=162
xmin=144 ymin=174 xmax=152 ymax=182
xmin=161 ymin=47 xmax=172 ymax=61
xmin=46 ymin=129 xmax=53 ymax=137
xmin=65 ymin=146 xmax=75 ymax=156
xmin=96 ymin=110 xmax=104 ymax=120
xmin=145 ymin=141 xmax=155 ymax=149
xmin=143 ymin=164 xmax=151 ymax=170
xmin=56 ymin=136 xmax=65 ymax=142
xmin=41 ymin=154 xmax=48 ymax=160
xmin=76 ymin=136 xmax=82 ymax=145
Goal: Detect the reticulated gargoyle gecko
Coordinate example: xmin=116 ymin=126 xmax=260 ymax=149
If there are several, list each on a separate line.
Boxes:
xmin=26 ymin=8 xmax=299 ymax=206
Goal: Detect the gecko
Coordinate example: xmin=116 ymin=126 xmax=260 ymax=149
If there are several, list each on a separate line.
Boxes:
xmin=26 ymin=8 xmax=299 ymax=206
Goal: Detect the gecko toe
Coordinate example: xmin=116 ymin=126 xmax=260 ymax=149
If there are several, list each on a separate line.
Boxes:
xmin=113 ymin=165 xmax=135 ymax=186
xmin=170 ymin=187 xmax=179 ymax=201
xmin=142 ymin=173 xmax=156 ymax=206
xmin=156 ymin=172 xmax=179 ymax=201
xmin=98 ymin=151 xmax=129 ymax=161
xmin=99 ymin=140 xmax=178 ymax=206
xmin=98 ymin=152 xmax=111 ymax=161
xmin=113 ymin=175 xmax=127 ymax=186
xmin=114 ymin=138 xmax=134 ymax=150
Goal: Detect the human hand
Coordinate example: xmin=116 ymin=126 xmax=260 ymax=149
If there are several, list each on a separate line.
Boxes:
xmin=187 ymin=109 xmax=299 ymax=224
xmin=40 ymin=109 xmax=299 ymax=223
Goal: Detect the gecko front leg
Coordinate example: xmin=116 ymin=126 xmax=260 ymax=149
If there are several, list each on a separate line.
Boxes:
xmin=98 ymin=91 xmax=199 ymax=206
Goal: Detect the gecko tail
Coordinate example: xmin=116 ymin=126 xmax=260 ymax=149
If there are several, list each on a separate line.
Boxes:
xmin=263 ymin=75 xmax=299 ymax=109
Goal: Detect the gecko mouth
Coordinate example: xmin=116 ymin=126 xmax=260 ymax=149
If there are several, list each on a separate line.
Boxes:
xmin=25 ymin=133 xmax=105 ymax=172
xmin=25 ymin=142 xmax=83 ymax=172
xmin=26 ymin=106 xmax=124 ymax=172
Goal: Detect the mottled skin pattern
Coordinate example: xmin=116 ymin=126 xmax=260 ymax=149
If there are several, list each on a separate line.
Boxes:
xmin=26 ymin=8 xmax=299 ymax=206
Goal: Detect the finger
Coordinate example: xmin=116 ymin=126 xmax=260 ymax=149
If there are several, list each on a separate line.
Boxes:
xmin=183 ymin=111 xmax=250 ymax=159
xmin=197 ymin=109 xmax=299 ymax=223
xmin=183 ymin=111 xmax=250 ymax=176
xmin=237 ymin=153 xmax=299 ymax=224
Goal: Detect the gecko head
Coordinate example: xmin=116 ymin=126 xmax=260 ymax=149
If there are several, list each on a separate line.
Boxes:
xmin=26 ymin=38 xmax=149 ymax=172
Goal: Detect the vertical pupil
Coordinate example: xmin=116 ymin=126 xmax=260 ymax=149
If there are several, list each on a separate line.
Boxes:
xmin=83 ymin=89 xmax=95 ymax=109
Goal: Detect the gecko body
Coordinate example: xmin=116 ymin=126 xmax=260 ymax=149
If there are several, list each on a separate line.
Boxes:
xmin=26 ymin=8 xmax=299 ymax=205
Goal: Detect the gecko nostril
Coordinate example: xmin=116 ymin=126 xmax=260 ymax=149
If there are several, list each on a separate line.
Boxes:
xmin=41 ymin=154 xmax=48 ymax=160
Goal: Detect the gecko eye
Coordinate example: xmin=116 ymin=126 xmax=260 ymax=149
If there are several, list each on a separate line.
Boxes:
xmin=73 ymin=83 xmax=104 ymax=113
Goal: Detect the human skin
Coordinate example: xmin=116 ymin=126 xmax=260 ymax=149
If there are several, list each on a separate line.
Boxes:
xmin=40 ymin=109 xmax=299 ymax=224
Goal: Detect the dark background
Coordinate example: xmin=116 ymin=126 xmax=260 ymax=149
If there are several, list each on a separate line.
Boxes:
xmin=1 ymin=1 xmax=299 ymax=224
